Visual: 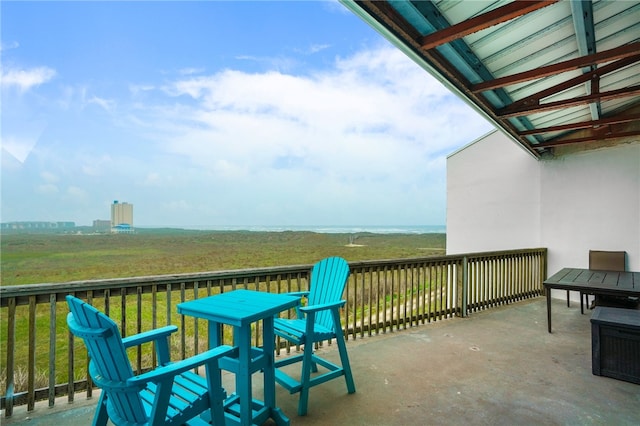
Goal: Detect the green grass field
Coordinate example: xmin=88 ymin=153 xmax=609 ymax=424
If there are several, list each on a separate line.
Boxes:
xmin=1 ymin=229 xmax=446 ymax=285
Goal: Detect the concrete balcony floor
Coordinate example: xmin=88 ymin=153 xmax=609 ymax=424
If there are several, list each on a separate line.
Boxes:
xmin=4 ymin=297 xmax=639 ymax=425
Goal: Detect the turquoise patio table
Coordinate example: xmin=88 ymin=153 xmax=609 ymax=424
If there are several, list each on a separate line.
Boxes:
xmin=177 ymin=289 xmax=301 ymax=426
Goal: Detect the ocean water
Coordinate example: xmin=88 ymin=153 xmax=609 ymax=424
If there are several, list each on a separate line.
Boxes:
xmin=178 ymin=225 xmax=445 ymax=234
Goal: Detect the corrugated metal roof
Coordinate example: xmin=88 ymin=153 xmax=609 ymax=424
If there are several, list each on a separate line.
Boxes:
xmin=342 ymin=0 xmax=640 ymax=157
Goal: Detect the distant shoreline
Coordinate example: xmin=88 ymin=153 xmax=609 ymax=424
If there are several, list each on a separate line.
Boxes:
xmin=1 ymin=225 xmax=446 ymax=237
xmin=139 ymin=225 xmax=446 ymax=235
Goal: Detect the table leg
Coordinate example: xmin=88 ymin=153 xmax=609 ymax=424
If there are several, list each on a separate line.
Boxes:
xmin=546 ymin=289 xmax=552 ymax=333
xmin=262 ymin=316 xmax=290 ymax=426
xmin=202 ymin=321 xmax=224 ymax=425
xmin=208 ymin=321 xmax=222 ymax=347
xmin=262 ymin=317 xmax=276 ymax=409
xmin=236 ymin=326 xmax=252 ymax=426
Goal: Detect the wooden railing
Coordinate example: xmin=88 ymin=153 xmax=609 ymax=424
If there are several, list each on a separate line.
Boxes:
xmin=0 ymin=248 xmax=546 ymax=417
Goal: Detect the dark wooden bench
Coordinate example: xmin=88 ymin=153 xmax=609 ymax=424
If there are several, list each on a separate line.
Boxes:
xmin=591 ymin=307 xmax=640 ymax=385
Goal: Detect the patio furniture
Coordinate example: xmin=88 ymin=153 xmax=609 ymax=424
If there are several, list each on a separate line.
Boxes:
xmin=576 ymin=250 xmax=626 ymax=313
xmin=569 ymin=251 xmax=626 ymax=313
xmin=544 ymin=268 xmax=640 ymax=333
xmin=588 ymin=250 xmax=638 ymax=310
xmin=177 ymin=289 xmax=301 ymax=426
xmin=591 ymin=306 xmax=640 ymax=384
xmin=273 ymin=256 xmax=356 ymax=416
xmin=66 ymin=295 xmax=235 ymax=426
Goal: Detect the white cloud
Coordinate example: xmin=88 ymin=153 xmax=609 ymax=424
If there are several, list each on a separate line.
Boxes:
xmin=41 ymin=171 xmax=59 ymax=183
xmin=0 ymin=41 xmax=20 ymax=51
xmin=153 ymin=46 xmax=489 ymax=184
xmin=81 ymin=155 xmax=113 ymax=177
xmin=179 ymin=67 xmax=205 ymax=76
xmin=37 ymin=183 xmax=59 ymax=194
xmin=1 ymin=66 xmax=56 ymax=92
xmin=234 ymin=54 xmax=300 ymax=73
xmin=143 ymin=172 xmax=162 ymax=186
xmin=86 ymin=95 xmax=115 ymax=112
xmin=66 ymin=186 xmax=88 ymax=199
xmin=295 ymin=44 xmax=331 ymax=55
xmin=129 ymin=83 xmax=156 ymax=96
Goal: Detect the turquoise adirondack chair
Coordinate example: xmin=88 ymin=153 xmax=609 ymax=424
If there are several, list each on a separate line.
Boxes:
xmin=66 ymin=295 xmax=236 ymax=426
xmin=273 ymin=256 xmax=356 ymax=416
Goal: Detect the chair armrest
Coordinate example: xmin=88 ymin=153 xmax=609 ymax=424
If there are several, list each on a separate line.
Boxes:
xmin=279 ymin=291 xmax=308 ymax=318
xmin=300 ymin=300 xmax=345 ymax=313
xmin=122 ymin=325 xmax=178 ymax=349
xmin=128 ymin=345 xmax=237 ymax=386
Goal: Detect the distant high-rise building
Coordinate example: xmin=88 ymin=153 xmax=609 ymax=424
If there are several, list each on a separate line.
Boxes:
xmin=0 ymin=221 xmax=75 ymax=231
xmin=111 ymin=200 xmax=133 ymax=233
xmin=93 ymin=219 xmax=111 ymax=232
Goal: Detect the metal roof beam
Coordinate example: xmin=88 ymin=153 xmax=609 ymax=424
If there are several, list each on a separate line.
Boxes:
xmin=518 ymin=113 xmax=640 ymax=136
xmin=408 ymin=1 xmax=518 ymax=107
xmin=533 ymin=130 xmax=640 ymax=148
xmin=471 ymin=42 xmax=640 ymax=92
xmin=498 ymin=85 xmax=640 ymax=118
xmin=506 ymin=55 xmax=640 ymax=111
xmin=419 ymin=0 xmax=559 ymax=50
xmin=570 ymin=0 xmax=600 ymax=120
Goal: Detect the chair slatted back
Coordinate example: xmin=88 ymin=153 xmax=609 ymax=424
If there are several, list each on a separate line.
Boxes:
xmin=307 ymin=257 xmax=350 ymax=331
xmin=66 ymin=295 xmax=148 ymax=424
xmin=589 ymin=250 xmax=626 ymax=272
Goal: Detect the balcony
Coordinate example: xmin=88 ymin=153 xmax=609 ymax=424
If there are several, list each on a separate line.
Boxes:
xmin=2 ymin=248 xmax=638 ymax=424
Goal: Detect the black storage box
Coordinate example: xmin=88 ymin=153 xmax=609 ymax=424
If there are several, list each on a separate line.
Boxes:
xmin=590 ymin=307 xmax=640 ymax=385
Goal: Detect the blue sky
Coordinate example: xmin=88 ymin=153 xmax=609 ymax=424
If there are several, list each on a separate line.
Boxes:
xmin=1 ymin=1 xmax=493 ymax=228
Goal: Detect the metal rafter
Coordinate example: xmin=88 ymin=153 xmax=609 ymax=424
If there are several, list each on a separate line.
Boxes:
xmin=498 ymin=85 xmax=640 ymax=118
xmin=518 ymin=113 xmax=640 ymax=136
xmin=419 ymin=0 xmax=559 ymax=50
xmin=570 ymin=0 xmax=600 ymax=120
xmin=471 ymin=43 xmax=640 ymax=92
xmin=534 ymin=130 xmax=640 ymax=148
xmin=508 ymin=55 xmax=640 ymax=111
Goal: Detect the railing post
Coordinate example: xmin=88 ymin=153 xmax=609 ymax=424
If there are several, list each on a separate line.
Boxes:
xmin=67 ymin=301 xmax=75 ymax=404
xmin=27 ymin=296 xmax=36 ymax=411
xmin=48 ymin=294 xmax=56 ymax=407
xmin=4 ymin=297 xmax=16 ymax=417
xmin=458 ymin=257 xmax=469 ymax=317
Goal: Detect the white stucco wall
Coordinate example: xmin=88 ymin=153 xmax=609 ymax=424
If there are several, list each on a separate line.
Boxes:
xmin=447 ymin=131 xmax=640 ymax=299
xmin=446 ymin=129 xmax=540 ymax=254
xmin=540 ymin=143 xmax=640 ymax=275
